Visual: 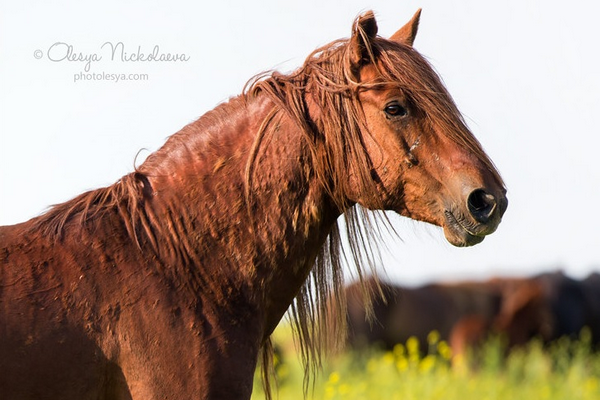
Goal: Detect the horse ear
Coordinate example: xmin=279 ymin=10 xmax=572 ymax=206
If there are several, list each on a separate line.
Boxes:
xmin=390 ymin=9 xmax=422 ymax=47
xmin=348 ymin=10 xmax=379 ymax=68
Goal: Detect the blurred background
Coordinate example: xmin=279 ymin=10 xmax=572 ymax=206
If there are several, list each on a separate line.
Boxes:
xmin=1 ymin=0 xmax=599 ymax=287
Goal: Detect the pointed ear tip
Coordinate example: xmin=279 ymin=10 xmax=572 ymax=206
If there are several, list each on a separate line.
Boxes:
xmin=414 ymin=8 xmax=423 ymax=22
xmin=361 ymin=10 xmax=376 ymax=20
xmin=354 ymin=9 xmax=378 ymax=37
xmin=356 ymin=10 xmax=377 ymax=27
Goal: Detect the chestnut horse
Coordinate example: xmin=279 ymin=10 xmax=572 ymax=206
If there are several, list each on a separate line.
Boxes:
xmin=0 ymin=10 xmax=507 ymax=399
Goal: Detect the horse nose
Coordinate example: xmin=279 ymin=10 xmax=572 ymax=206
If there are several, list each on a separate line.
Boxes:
xmin=467 ymin=189 xmax=499 ymax=224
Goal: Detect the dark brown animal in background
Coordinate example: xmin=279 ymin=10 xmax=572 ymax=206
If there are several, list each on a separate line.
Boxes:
xmin=345 ymin=273 xmax=592 ymax=362
xmin=449 ymin=277 xmax=553 ymax=359
xmin=450 ymin=272 xmax=597 ymax=358
xmin=345 ymin=276 xmax=560 ymax=358
xmin=0 ymin=10 xmax=506 ymax=399
xmin=345 ymin=278 xmax=504 ymax=352
xmin=347 ymin=272 xmax=592 ymax=362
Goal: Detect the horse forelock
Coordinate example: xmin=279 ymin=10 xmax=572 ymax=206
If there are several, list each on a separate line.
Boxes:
xmin=371 ymin=38 xmax=505 ymax=188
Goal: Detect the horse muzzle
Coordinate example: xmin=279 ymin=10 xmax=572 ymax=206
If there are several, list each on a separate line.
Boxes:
xmin=442 ymin=187 xmax=508 ymax=247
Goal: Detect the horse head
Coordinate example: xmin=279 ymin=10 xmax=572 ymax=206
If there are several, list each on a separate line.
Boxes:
xmin=344 ymin=10 xmax=507 ymax=247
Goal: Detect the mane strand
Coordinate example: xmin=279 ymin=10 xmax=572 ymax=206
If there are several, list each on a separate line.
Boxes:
xmin=246 ymin=35 xmax=390 ymax=396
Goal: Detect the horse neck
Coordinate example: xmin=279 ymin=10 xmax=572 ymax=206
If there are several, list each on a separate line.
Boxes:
xmin=138 ymin=94 xmax=341 ymax=332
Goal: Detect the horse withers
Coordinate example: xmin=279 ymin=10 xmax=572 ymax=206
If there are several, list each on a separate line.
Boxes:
xmin=0 ymin=10 xmax=506 ymax=399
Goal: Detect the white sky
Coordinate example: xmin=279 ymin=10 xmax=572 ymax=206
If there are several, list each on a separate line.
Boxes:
xmin=1 ymin=0 xmax=599 ymax=285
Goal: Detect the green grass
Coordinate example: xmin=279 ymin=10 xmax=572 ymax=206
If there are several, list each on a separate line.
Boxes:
xmin=251 ymin=325 xmax=600 ymax=400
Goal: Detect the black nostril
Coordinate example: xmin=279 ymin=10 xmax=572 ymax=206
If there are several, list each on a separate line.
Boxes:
xmin=468 ymin=189 xmax=497 ymax=223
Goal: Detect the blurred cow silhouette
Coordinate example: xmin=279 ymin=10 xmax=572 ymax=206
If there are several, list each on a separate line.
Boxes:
xmin=344 ymin=271 xmax=600 ymax=357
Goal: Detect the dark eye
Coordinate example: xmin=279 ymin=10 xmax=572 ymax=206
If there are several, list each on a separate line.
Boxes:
xmin=384 ymin=102 xmax=408 ymax=117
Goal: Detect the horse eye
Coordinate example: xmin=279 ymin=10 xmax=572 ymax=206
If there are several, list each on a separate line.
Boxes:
xmin=384 ymin=103 xmax=408 ymax=117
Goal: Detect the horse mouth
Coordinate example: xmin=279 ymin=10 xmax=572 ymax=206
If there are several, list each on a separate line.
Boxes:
xmin=443 ymin=210 xmax=485 ymax=247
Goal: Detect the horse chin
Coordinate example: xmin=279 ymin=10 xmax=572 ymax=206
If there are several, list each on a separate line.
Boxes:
xmin=443 ymin=226 xmax=485 ymax=247
xmin=442 ymin=211 xmax=486 ymax=247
